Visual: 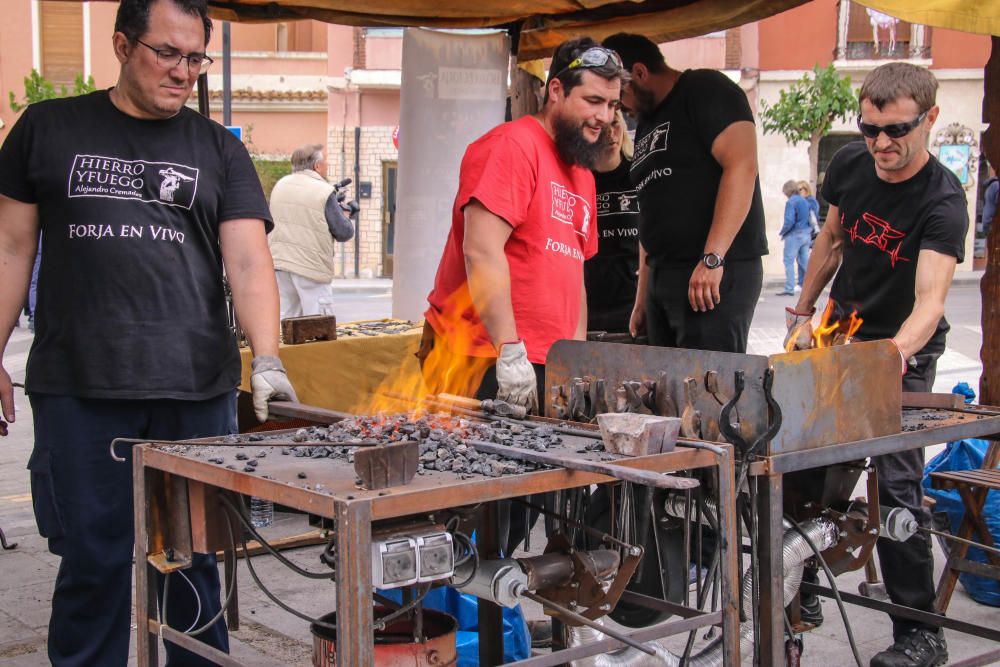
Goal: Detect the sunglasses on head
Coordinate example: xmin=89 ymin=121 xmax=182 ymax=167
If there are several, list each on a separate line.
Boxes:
xmin=856 ymin=111 xmax=927 ymax=139
xmin=550 ymin=46 xmax=623 ymax=81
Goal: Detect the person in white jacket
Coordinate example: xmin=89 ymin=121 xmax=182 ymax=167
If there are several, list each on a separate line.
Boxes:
xmin=268 ymin=144 xmax=355 ymax=319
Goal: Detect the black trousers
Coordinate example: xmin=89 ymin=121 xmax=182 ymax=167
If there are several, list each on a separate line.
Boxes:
xmin=29 ymin=393 xmax=234 ymax=666
xmin=874 ymin=349 xmax=941 ymax=637
xmin=645 ymin=257 xmax=763 ymax=353
xmin=476 ymin=365 xmax=548 ymax=556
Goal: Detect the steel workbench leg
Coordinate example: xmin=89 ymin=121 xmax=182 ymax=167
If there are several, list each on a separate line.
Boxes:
xmin=756 ymin=472 xmax=785 ymax=667
xmin=716 ymin=447 xmax=741 ymax=665
xmin=478 ymin=502 xmax=505 ymax=666
xmin=335 ymin=499 xmax=373 ymax=666
xmin=133 ymin=447 xmax=159 ymax=667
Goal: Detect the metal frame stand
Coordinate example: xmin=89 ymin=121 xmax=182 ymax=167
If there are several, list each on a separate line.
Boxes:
xmin=749 ymin=407 xmax=1000 ymax=666
xmin=133 ymin=434 xmax=742 ymax=666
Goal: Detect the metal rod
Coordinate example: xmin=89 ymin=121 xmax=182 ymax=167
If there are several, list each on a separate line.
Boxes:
xmin=918 ymin=525 xmax=1000 ymax=556
xmin=222 ymin=21 xmax=231 ymax=126
xmin=512 ymin=497 xmax=638 ymax=552
xmin=801 ymin=583 xmax=1000 ymax=643
xmin=519 ymin=590 xmax=656 ymax=656
xmin=154 ymin=622 xmax=243 ymax=667
xmin=467 ymin=439 xmax=699 ymax=491
xmin=507 ymin=610 xmax=721 ymax=667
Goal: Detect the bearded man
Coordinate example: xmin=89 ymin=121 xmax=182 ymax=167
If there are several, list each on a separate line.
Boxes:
xmin=421 ymin=37 xmax=624 ymax=556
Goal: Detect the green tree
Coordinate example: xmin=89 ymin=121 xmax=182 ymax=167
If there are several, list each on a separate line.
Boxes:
xmin=9 ymin=69 xmax=96 ymax=112
xmin=760 ymin=64 xmax=857 ymax=190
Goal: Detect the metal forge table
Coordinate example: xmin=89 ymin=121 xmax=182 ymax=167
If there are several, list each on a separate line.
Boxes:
xmin=132 ymin=420 xmax=742 ymax=666
xmin=545 ymin=339 xmax=1000 ymax=667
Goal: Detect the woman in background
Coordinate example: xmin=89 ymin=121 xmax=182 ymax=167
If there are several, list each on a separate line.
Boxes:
xmin=586 ymin=110 xmax=639 ymax=334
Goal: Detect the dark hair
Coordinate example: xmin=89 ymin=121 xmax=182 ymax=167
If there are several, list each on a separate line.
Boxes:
xmin=115 ymin=0 xmax=212 ymax=47
xmin=544 ymin=37 xmax=626 ymax=105
xmin=859 ymin=62 xmax=938 ymax=113
xmin=602 ymin=33 xmax=667 ymax=74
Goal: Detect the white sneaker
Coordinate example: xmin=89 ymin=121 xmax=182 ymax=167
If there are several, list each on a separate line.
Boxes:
xmin=794 ymin=285 xmax=802 ymax=293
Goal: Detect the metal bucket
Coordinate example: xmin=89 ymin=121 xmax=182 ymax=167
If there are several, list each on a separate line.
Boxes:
xmin=312 ymin=605 xmax=458 ymax=666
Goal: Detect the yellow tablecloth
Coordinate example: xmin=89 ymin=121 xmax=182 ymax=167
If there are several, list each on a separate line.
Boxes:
xmin=239 ymin=320 xmax=424 ymax=414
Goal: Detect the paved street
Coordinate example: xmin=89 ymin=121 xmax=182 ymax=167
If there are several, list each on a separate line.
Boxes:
xmin=0 ymin=280 xmax=995 ymax=665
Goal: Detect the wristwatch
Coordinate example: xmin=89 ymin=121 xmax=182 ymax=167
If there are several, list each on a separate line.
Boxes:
xmin=701 ymin=252 xmax=725 ymax=269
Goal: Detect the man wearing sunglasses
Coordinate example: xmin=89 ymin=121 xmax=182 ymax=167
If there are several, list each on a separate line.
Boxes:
xmin=786 ymin=62 xmax=968 ymax=667
xmin=0 ymin=0 xmax=295 ymax=664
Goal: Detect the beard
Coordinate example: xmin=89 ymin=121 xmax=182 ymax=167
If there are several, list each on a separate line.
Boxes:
xmin=552 ymin=114 xmax=610 ymax=170
xmin=631 ymin=84 xmax=658 ymax=122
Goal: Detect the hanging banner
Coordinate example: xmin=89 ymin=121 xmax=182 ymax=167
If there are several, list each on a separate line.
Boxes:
xmin=391 ymin=28 xmax=510 ymax=321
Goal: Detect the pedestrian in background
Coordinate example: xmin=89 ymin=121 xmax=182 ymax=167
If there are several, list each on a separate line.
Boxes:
xmin=268 ymin=143 xmax=355 ymax=319
xmin=777 ymin=179 xmax=812 ymax=296
xmin=798 ymin=180 xmax=821 ymax=240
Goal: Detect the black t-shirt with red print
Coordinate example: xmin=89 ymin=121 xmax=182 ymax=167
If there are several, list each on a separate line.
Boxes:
xmin=821 ymin=141 xmax=968 ymax=352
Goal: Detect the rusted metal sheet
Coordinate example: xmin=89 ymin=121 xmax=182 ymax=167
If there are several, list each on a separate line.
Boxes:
xmin=767 ymin=340 xmax=901 ymax=455
xmin=545 ymin=340 xmax=771 ymax=444
xmin=547 ymin=339 xmax=902 ymax=457
xmin=354 ymin=441 xmax=419 ymax=490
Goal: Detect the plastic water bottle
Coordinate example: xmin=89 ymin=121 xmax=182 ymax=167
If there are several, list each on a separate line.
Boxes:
xmin=249 ymin=497 xmax=273 ymax=528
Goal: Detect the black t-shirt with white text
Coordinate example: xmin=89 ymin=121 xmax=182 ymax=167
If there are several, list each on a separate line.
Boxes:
xmin=822 ymin=142 xmax=968 ymax=352
xmin=586 ymin=160 xmax=639 ymax=331
xmin=629 ymin=69 xmax=768 ymax=263
xmin=0 ymin=90 xmax=272 ymax=399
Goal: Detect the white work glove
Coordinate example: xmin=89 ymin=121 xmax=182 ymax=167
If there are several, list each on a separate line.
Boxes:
xmin=495 ymin=341 xmax=538 ymax=414
xmin=783 ymin=307 xmax=815 ymax=352
xmin=250 ymin=355 xmax=298 ymax=422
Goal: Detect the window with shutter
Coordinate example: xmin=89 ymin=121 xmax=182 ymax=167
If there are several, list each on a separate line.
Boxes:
xmin=39 ymin=0 xmax=84 ymax=86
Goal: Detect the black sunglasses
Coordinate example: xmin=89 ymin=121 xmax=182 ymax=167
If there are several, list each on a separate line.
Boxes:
xmin=857 ymin=111 xmax=927 ymax=139
xmin=550 ymin=47 xmax=623 ymax=82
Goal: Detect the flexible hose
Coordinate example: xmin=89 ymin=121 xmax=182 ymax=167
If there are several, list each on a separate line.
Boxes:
xmin=566 ymin=518 xmax=839 ymax=667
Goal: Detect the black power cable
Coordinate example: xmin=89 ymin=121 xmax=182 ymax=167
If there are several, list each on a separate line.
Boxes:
xmin=219 ymin=494 xmax=336 ymax=580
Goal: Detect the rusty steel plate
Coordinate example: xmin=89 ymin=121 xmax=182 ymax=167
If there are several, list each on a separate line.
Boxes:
xmin=767 ymin=340 xmax=900 ymax=455
xmin=545 ymin=340 xmax=771 ymax=446
xmin=545 ymin=339 xmax=902 ymax=456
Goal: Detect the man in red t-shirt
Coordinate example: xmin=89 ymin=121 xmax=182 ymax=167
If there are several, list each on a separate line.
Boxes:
xmin=422 ymin=37 xmax=626 ymax=413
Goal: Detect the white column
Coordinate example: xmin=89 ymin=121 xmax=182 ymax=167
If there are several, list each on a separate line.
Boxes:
xmin=31 ymin=0 xmax=41 ymax=71
xmin=83 ymin=2 xmax=92 ymax=78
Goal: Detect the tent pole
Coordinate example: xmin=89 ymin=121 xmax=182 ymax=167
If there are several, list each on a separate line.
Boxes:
xmin=981 ymin=36 xmax=1000 ymax=405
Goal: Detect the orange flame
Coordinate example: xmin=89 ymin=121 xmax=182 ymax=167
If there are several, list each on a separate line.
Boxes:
xmin=811 ymin=300 xmax=863 ymax=349
xmin=350 ymin=284 xmax=495 ymax=416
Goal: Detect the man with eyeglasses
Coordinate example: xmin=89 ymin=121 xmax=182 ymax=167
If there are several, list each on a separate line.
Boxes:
xmin=601 ymin=32 xmax=767 ymax=355
xmin=0 ymin=0 xmax=295 ymax=664
xmin=785 ymin=62 xmax=967 ymax=667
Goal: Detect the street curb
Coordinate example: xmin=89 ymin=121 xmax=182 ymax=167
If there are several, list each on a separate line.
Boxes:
xmin=330 ymin=272 xmax=985 ymax=294
xmin=762 ymin=271 xmax=983 ymax=290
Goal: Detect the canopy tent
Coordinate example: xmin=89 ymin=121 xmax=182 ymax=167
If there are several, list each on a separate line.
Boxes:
xmin=200 ymin=0 xmax=999 ymax=58
xmin=76 ymin=0 xmax=1000 ymax=401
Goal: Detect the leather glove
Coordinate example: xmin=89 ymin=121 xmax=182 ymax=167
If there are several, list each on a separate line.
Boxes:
xmin=250 ymin=355 xmax=298 ymax=422
xmin=783 ymin=306 xmax=815 ymax=352
xmin=495 ymin=341 xmax=538 ymax=414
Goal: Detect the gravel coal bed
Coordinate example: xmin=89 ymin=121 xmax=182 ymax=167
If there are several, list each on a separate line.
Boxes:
xmin=159 ymin=413 xmax=605 ymax=481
